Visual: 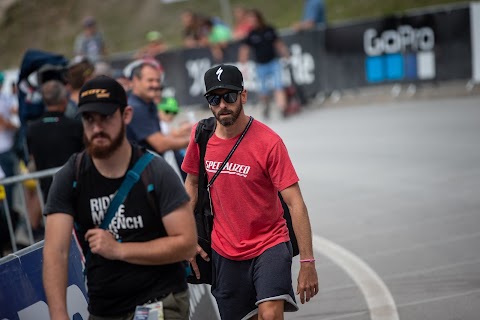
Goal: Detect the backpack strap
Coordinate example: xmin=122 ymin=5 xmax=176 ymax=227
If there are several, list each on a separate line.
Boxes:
xmin=194 ymin=117 xmax=216 ymax=219
xmin=73 ymin=150 xmax=86 ymax=189
xmin=99 ymin=151 xmax=155 ymax=230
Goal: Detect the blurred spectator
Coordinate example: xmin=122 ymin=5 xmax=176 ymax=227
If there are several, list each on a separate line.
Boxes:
xmin=157 ymin=97 xmax=191 ymax=181
xmin=200 ymin=18 xmax=232 ymax=62
xmin=112 ymin=69 xmax=130 ymax=92
xmin=0 ymin=71 xmax=20 ymax=205
xmin=126 ymin=61 xmax=189 ymax=155
xmin=135 ymin=31 xmax=168 ymax=59
xmin=65 ymin=56 xmax=95 ymax=117
xmin=73 ymin=16 xmax=106 ymax=63
xmin=292 ymin=0 xmax=326 ymax=31
xmin=232 ymin=6 xmax=254 ymax=40
xmin=239 ymin=9 xmax=290 ymax=119
xmin=94 ymin=60 xmax=113 ymax=77
xmin=26 ymin=80 xmax=84 ymax=202
xmin=181 ymin=10 xmax=208 ymax=48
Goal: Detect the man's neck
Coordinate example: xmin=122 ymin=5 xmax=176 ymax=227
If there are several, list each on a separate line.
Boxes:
xmin=216 ymin=114 xmax=250 ymax=139
xmin=91 ymin=140 xmax=132 ymax=179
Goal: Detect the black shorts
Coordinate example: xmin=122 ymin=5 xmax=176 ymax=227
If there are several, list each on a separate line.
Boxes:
xmin=211 ymin=242 xmax=298 ymax=320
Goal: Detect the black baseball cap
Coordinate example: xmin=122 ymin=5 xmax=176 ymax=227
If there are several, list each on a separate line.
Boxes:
xmin=204 ymin=64 xmax=244 ymax=95
xmin=77 ymin=75 xmax=127 ymax=115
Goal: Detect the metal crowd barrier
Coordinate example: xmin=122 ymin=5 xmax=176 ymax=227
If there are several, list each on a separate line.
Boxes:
xmin=0 ymin=166 xmax=61 ymax=253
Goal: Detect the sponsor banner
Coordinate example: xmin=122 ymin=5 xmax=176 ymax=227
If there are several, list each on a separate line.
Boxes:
xmin=109 ymin=4 xmax=474 ymax=103
xmin=0 ymin=236 xmax=88 ymax=320
xmin=0 ymin=237 xmax=219 ymax=320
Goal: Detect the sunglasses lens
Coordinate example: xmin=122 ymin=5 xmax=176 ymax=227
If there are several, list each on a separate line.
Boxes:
xmin=206 ymin=94 xmax=221 ymax=106
xmin=224 ymin=92 xmax=238 ymax=103
xmin=206 ymin=91 xmax=240 ymax=106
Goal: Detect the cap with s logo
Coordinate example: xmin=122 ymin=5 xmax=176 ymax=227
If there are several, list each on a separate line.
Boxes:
xmin=77 ymin=75 xmax=127 ymax=115
xmin=204 ymin=64 xmax=244 ymax=95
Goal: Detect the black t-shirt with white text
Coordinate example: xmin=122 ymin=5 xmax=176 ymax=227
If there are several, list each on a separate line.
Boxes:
xmin=243 ymin=26 xmax=279 ymax=64
xmin=44 ymin=146 xmax=190 ymax=316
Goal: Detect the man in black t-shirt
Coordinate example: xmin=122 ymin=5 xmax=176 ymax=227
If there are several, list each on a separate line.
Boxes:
xmin=42 ymin=75 xmax=197 ymax=319
xmin=27 ymin=80 xmax=84 ymax=201
xmin=238 ymin=9 xmax=290 ymax=119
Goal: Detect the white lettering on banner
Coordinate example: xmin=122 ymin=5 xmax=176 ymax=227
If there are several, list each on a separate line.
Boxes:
xmin=364 ymin=25 xmax=435 ymax=56
xmin=14 ymin=285 xmax=88 ymax=320
xmin=186 ymin=58 xmax=211 ymax=96
xmin=289 ymin=44 xmax=315 ymax=85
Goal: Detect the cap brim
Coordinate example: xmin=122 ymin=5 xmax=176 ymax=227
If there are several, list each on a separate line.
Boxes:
xmin=76 ymin=103 xmax=119 ymax=116
xmin=205 ymin=84 xmax=243 ymax=95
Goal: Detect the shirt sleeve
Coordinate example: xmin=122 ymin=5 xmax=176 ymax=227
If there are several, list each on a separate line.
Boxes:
xmin=44 ymin=155 xmax=77 ymax=216
xmin=267 ymin=139 xmax=299 ymax=191
xmin=180 ymin=123 xmax=200 ymax=175
xmin=152 ymin=156 xmax=190 ymax=217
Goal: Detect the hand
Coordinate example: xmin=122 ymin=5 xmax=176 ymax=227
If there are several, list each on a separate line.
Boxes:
xmin=297 ymin=262 xmax=319 ymax=304
xmin=85 ymin=228 xmax=120 ymax=260
xmin=188 ymin=244 xmax=210 ymax=279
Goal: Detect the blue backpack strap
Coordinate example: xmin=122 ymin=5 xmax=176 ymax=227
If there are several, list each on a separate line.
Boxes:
xmin=99 ymin=151 xmax=155 ymax=230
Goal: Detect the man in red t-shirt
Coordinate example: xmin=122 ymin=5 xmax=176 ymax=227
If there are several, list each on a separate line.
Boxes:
xmin=182 ymin=64 xmax=318 ymax=319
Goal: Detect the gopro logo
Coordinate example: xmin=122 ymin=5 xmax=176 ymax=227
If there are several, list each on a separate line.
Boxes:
xmin=364 ymin=25 xmax=436 ymax=83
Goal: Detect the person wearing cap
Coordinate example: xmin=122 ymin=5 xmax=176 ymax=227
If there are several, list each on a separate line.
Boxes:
xmin=182 ymin=65 xmax=318 ymax=319
xmin=127 ymin=61 xmax=189 ymax=155
xmin=134 ymin=30 xmax=168 ymax=60
xmin=42 ymin=75 xmax=197 ymax=319
xmin=157 ymin=97 xmax=192 ymax=181
xmin=73 ymin=15 xmax=106 ymax=63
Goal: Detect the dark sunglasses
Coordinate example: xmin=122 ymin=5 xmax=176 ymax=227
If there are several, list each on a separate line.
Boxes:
xmin=205 ymin=91 xmax=241 ymax=106
xmin=163 ymin=110 xmax=178 ymax=115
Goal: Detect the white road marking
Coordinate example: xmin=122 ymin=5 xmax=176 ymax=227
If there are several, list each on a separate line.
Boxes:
xmin=313 ymin=234 xmax=400 ymax=320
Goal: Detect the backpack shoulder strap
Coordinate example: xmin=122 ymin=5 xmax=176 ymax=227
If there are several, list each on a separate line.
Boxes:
xmin=73 ymin=150 xmax=86 ymax=189
xmin=194 ymin=117 xmax=215 ymax=215
xmin=99 ymin=151 xmax=154 ymax=230
xmin=194 ymin=117 xmax=216 ymax=144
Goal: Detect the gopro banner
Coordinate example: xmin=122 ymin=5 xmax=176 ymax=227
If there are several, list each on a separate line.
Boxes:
xmin=0 ymin=236 xmax=88 ymax=320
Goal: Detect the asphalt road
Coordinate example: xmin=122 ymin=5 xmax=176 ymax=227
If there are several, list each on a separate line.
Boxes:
xmin=258 ymin=95 xmax=480 ymax=320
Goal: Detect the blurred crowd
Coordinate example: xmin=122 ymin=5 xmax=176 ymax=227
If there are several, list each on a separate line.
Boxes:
xmin=0 ymin=0 xmax=326 ymax=255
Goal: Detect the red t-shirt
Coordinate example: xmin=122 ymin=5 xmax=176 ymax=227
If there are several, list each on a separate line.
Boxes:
xmin=182 ymin=119 xmax=299 ymax=260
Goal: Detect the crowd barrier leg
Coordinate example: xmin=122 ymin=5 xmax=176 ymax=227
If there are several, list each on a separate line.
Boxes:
xmin=17 ymin=183 xmax=35 ymax=245
xmin=1 ymin=195 xmax=18 ymax=252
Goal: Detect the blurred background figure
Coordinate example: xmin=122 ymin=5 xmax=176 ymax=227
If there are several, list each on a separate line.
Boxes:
xmin=135 ymin=30 xmax=168 ymax=59
xmin=26 ymin=80 xmax=84 ymax=203
xmin=292 ymin=0 xmax=326 ymax=31
xmin=112 ymin=68 xmax=130 ymax=92
xmin=127 ymin=61 xmax=189 ymax=156
xmin=232 ymin=6 xmax=254 ymax=40
xmin=200 ymin=18 xmax=232 ymax=62
xmin=0 ymin=71 xmax=20 ymax=205
xmin=65 ymin=55 xmax=95 ymax=117
xmin=181 ymin=10 xmax=208 ymax=48
xmin=157 ymin=96 xmax=191 ymax=181
xmin=239 ymin=9 xmax=290 ymax=119
xmin=73 ymin=15 xmax=106 ymax=63
xmin=0 ymin=71 xmax=20 ymax=251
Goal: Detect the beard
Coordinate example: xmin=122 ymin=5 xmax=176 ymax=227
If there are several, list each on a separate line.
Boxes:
xmin=212 ymin=103 xmax=243 ymax=127
xmin=84 ymin=123 xmax=125 ymax=159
